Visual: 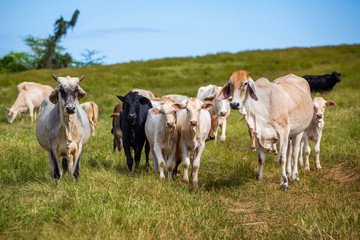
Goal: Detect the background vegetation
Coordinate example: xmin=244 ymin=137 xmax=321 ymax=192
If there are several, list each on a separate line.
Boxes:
xmin=0 ymin=44 xmax=359 ymax=239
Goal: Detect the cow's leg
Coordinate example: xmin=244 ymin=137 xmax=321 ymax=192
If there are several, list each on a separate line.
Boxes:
xmin=290 ymin=132 xmax=303 ymax=181
xmin=62 ymin=158 xmax=68 ymax=173
xmin=123 ymin=141 xmax=134 ymax=171
xmin=71 ymin=146 xmax=83 ymax=181
xmin=255 ymin=138 xmax=265 ymax=182
xmin=113 ymin=137 xmax=117 ymax=152
xmin=272 ymin=143 xmax=278 ymax=155
xmin=214 ymin=119 xmax=219 ymax=142
xmin=314 ymin=131 xmax=323 ymax=170
xmin=21 ymin=112 xmax=25 ymax=121
xmin=167 ymin=146 xmax=177 ymax=180
xmin=145 ymin=140 xmax=150 ymax=167
xmin=117 ymin=137 xmax=122 ymax=152
xmin=278 ymin=134 xmax=289 ymax=190
xmin=192 ymin=143 xmax=205 ymax=189
xmin=220 ymin=118 xmax=227 ymax=142
xmin=299 ymin=137 xmax=305 ymax=168
xmin=172 ymin=144 xmax=182 ymax=177
xmin=153 ymin=144 xmax=165 ymax=179
xmin=134 ymin=140 xmax=146 ymax=170
xmin=181 ymin=142 xmax=190 ymax=184
xmin=304 ymin=136 xmax=311 ymax=172
xmin=247 ymin=125 xmax=256 ymax=151
xmin=28 ymin=104 xmax=34 ymax=122
xmin=91 ymin=123 xmax=95 ymax=136
xmin=151 ymin=148 xmax=158 ymax=174
xmin=48 ymin=149 xmax=62 ymax=179
xmin=286 ymin=138 xmax=292 ymax=179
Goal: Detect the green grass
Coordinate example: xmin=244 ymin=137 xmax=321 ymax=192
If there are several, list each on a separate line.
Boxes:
xmin=1 ymin=44 xmax=360 ymax=239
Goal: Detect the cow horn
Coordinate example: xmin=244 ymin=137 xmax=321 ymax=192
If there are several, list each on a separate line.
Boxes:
xmin=51 ymin=73 xmax=59 ymax=82
xmin=79 ymin=75 xmax=85 ymax=82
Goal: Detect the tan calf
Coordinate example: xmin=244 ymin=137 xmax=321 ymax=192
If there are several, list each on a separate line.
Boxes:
xmin=80 ymin=101 xmax=99 ymax=136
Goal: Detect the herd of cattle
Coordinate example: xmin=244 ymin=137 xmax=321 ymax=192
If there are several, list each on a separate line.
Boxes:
xmin=6 ymin=70 xmax=340 ymax=190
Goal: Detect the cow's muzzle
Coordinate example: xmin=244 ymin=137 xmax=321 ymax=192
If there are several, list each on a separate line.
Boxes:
xmin=66 ymin=105 xmax=76 ymax=114
xmin=230 ymin=102 xmax=240 ymax=109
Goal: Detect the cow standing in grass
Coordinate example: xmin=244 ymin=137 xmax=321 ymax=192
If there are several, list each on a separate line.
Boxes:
xmin=217 ymin=70 xmax=313 ymax=190
xmin=117 ymin=91 xmax=152 ymax=171
xmin=172 ymin=98 xmax=213 ymax=189
xmin=36 ymin=74 xmax=90 ymax=180
xmin=299 ymin=97 xmax=336 ymax=171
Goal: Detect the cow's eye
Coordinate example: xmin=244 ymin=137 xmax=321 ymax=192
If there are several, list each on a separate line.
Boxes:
xmin=60 ymin=87 xmax=65 ymax=93
xmin=75 ymin=86 xmax=79 ymax=92
xmin=243 ymin=82 xmax=248 ymax=86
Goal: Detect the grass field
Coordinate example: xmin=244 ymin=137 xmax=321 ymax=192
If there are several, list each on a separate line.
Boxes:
xmin=1 ymin=44 xmax=359 ymax=239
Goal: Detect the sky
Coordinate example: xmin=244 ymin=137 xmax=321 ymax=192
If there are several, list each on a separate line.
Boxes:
xmin=0 ymin=0 xmax=359 ymax=65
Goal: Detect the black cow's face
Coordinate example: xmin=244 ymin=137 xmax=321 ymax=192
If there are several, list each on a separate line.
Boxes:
xmin=117 ymin=91 xmax=150 ymax=125
xmin=332 ymin=71 xmax=341 ymax=83
xmin=49 ymin=74 xmax=86 ymax=114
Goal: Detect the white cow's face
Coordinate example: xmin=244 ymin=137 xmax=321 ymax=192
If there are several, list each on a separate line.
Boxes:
xmin=313 ymin=97 xmax=336 ymax=121
xmin=149 ymin=101 xmax=180 ymax=129
xmin=6 ymin=109 xmax=16 ymax=123
xmin=49 ymin=74 xmax=86 ymax=114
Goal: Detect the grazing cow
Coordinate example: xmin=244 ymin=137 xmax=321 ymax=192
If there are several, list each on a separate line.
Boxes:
xmin=162 ymin=94 xmax=189 ymax=102
xmin=7 ymin=86 xmax=52 ymax=123
xmin=132 ymin=88 xmax=155 ymax=99
xmin=217 ymin=70 xmax=313 ymax=190
xmin=145 ymin=101 xmax=183 ymax=179
xmin=36 ymin=74 xmax=90 ymax=180
xmin=302 ymin=71 xmax=341 ymax=92
xmin=80 ymin=101 xmax=99 ymax=136
xmin=110 ymin=103 xmax=123 ymax=152
xmin=117 ymin=91 xmax=152 ymax=171
xmin=196 ymin=85 xmax=231 ymax=142
xmin=172 ymin=98 xmax=213 ymax=189
xmin=17 ymin=82 xmax=53 ymax=95
xmin=299 ymin=97 xmax=336 ymax=171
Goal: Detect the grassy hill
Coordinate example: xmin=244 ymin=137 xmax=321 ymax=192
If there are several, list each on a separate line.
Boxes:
xmin=1 ymin=44 xmax=359 ymax=239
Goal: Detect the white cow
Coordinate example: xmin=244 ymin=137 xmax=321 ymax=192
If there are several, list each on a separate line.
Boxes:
xmin=145 ymin=101 xmax=182 ymax=180
xmin=80 ymin=101 xmax=99 ymax=136
xmin=132 ymin=88 xmax=155 ymax=99
xmin=36 ymin=74 xmax=90 ymax=180
xmin=7 ymin=87 xmax=52 ymax=123
xmin=196 ymin=85 xmax=231 ymax=142
xmin=162 ymin=94 xmax=189 ymax=103
xmin=299 ymin=97 xmax=336 ymax=171
xmin=217 ymin=70 xmax=313 ymax=190
xmin=173 ymin=98 xmax=213 ymax=189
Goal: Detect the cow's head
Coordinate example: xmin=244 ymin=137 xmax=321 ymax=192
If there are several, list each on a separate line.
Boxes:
xmin=331 ymin=71 xmax=341 ymax=83
xmin=6 ymin=108 xmax=18 ymax=124
xmin=204 ymin=89 xmax=232 ymax=117
xmin=117 ymin=91 xmax=150 ymax=125
xmin=313 ymin=97 xmax=336 ymax=121
xmin=208 ymin=114 xmax=218 ymax=141
xmin=216 ymin=70 xmax=257 ymax=114
xmin=173 ymin=98 xmax=213 ymax=127
xmin=49 ymin=73 xmax=86 ymax=114
xmin=149 ymin=101 xmax=181 ymax=129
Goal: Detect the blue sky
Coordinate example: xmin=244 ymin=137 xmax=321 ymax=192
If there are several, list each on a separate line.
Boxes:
xmin=0 ymin=0 xmax=359 ymax=64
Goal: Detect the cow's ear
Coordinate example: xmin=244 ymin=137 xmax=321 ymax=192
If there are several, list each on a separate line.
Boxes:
xmin=248 ymin=78 xmax=258 ymax=101
xmin=149 ymin=108 xmax=162 ymax=115
xmin=117 ymin=95 xmax=125 ymax=102
xmin=139 ymin=96 xmax=150 ymax=105
xmin=77 ymin=86 xmax=86 ymax=100
xmin=325 ymin=100 xmax=336 ymax=108
xmin=49 ymin=86 xmax=59 ymax=104
xmin=110 ymin=112 xmax=120 ymax=118
xmin=172 ymin=103 xmax=186 ymax=110
xmin=204 ymin=94 xmax=216 ymax=101
xmin=216 ymin=81 xmax=231 ymax=100
xmin=201 ymin=102 xmax=214 ymax=110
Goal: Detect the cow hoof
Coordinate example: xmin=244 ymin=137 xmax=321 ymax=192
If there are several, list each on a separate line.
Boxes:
xmin=192 ymin=182 xmax=199 ymax=190
xmin=182 ymin=178 xmax=189 ymax=184
xmin=220 ymin=138 xmax=226 ymax=143
xmin=280 ymin=185 xmax=289 ymax=191
xmin=304 ymin=167 xmax=310 ymax=172
xmin=317 ymin=167 xmax=322 ymax=171
xmin=251 ymin=147 xmax=256 ymax=152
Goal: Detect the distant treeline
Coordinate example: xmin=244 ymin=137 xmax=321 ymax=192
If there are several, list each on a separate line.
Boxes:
xmin=0 ymin=9 xmax=105 ymax=73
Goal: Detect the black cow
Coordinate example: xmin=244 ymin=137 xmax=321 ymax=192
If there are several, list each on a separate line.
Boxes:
xmin=117 ymin=91 xmax=152 ymax=171
xmin=302 ymin=71 xmax=341 ymax=92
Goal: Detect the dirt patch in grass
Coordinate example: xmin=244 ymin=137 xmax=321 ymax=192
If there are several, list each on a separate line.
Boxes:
xmin=325 ymin=163 xmax=360 ymax=183
xmin=222 ymin=197 xmax=271 ymax=232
